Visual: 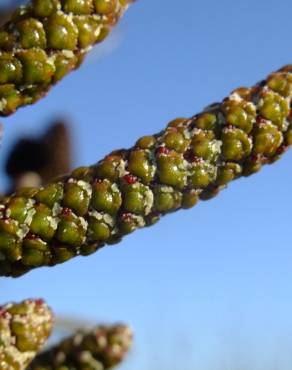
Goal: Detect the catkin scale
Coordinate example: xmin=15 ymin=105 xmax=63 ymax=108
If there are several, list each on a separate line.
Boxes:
xmin=0 ymin=66 xmax=291 ymax=277
xmin=0 ymin=0 xmax=132 ymax=116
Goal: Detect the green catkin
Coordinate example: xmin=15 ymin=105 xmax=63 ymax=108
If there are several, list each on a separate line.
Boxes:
xmin=0 ymin=0 xmax=132 ymax=116
xmin=0 ymin=299 xmax=53 ymax=370
xmin=0 ymin=66 xmax=292 ymax=277
xmin=29 ymin=324 xmax=133 ymax=370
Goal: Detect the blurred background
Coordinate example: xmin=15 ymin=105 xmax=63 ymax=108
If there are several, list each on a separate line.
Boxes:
xmin=1 ymin=0 xmax=292 ymax=369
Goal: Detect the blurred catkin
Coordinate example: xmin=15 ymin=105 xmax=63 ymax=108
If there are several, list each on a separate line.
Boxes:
xmin=0 ymin=65 xmax=292 ymax=277
xmin=5 ymin=121 xmax=72 ymax=192
xmin=0 ymin=0 xmax=132 ymax=116
xmin=0 ymin=299 xmax=53 ymax=370
xmin=29 ymin=324 xmax=133 ymax=370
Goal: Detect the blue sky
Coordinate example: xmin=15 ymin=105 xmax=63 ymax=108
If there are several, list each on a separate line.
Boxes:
xmin=1 ymin=1 xmax=292 ymax=369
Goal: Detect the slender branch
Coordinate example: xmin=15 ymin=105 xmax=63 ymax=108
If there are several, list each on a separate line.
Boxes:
xmin=0 ymin=299 xmax=53 ymax=370
xmin=0 ymin=66 xmax=291 ymax=277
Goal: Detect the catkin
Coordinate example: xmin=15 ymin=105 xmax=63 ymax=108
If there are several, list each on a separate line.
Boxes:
xmin=0 ymin=66 xmax=291 ymax=277
xmin=0 ymin=299 xmax=53 ymax=370
xmin=0 ymin=0 xmax=132 ymax=116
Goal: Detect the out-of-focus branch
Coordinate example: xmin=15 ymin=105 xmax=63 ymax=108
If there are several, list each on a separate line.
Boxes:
xmin=5 ymin=120 xmax=72 ymax=192
xmin=29 ymin=324 xmax=133 ymax=370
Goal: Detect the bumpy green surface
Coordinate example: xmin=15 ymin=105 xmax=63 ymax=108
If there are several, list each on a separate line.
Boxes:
xmin=0 ymin=0 xmax=131 ymax=116
xmin=0 ymin=299 xmax=53 ymax=370
xmin=29 ymin=324 xmax=133 ymax=370
xmin=0 ymin=66 xmax=292 ymax=277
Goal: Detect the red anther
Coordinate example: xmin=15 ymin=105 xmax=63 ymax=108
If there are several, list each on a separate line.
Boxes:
xmin=35 ymin=299 xmax=45 ymax=306
xmin=252 ymin=85 xmax=262 ymax=95
xmin=184 ymin=150 xmax=201 ymax=163
xmin=123 ymin=174 xmax=137 ymax=185
xmin=121 ymin=213 xmax=133 ymax=221
xmin=0 ymin=216 xmax=10 ymax=222
xmin=25 ymin=233 xmax=38 ymax=241
xmin=250 ymin=153 xmax=261 ymax=162
xmin=256 ymin=116 xmax=267 ymax=124
xmin=157 ymin=146 xmax=170 ymax=155
xmin=276 ymin=146 xmax=287 ymax=155
xmin=0 ymin=309 xmax=9 ymax=319
xmin=167 ymin=127 xmax=178 ymax=133
xmin=62 ymin=207 xmax=72 ymax=216
xmin=251 ymin=153 xmax=268 ymax=164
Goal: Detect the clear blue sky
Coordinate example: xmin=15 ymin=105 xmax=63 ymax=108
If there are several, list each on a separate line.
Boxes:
xmin=1 ymin=1 xmax=292 ymax=369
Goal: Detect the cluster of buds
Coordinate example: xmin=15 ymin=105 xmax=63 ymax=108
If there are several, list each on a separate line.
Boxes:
xmin=0 ymin=66 xmax=291 ymax=277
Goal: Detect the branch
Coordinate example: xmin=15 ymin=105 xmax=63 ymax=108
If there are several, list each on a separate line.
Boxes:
xmin=0 ymin=0 xmax=133 ymax=116
xmin=0 ymin=299 xmax=53 ymax=370
xmin=0 ymin=66 xmax=291 ymax=277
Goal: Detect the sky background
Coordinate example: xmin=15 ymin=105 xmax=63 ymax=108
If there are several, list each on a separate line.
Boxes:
xmin=1 ymin=1 xmax=292 ymax=369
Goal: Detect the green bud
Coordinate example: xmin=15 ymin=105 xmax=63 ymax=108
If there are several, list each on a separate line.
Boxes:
xmin=253 ymin=121 xmax=283 ymax=156
xmin=259 ymin=91 xmax=290 ymax=130
xmin=221 ymin=127 xmax=252 ymax=161
xmin=194 ymin=113 xmax=217 ymax=131
xmin=222 ymin=98 xmax=256 ymax=133
xmin=191 ymin=130 xmax=220 ymax=162
xmin=163 ymin=128 xmax=189 ymax=153
xmin=157 ymin=151 xmax=187 ymax=190
xmin=127 ymin=150 xmax=155 ymax=183
xmin=91 ymin=179 xmax=122 ymax=215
